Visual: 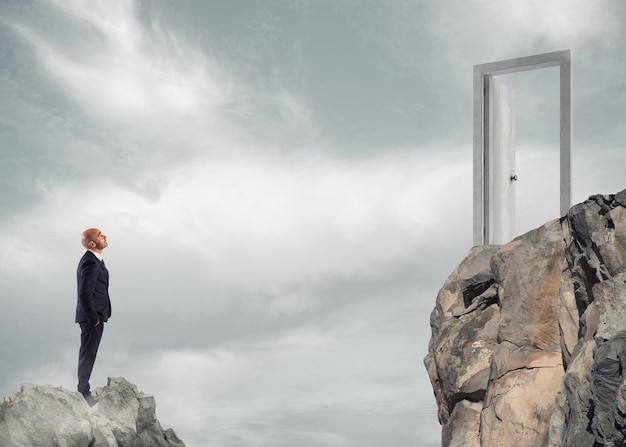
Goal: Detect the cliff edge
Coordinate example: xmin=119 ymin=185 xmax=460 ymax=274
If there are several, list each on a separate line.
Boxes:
xmin=0 ymin=377 xmax=185 ymax=447
xmin=425 ymin=189 xmax=626 ymax=446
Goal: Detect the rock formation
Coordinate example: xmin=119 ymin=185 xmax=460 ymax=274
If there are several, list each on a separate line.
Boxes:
xmin=425 ymin=189 xmax=626 ymax=446
xmin=0 ymin=377 xmax=185 ymax=447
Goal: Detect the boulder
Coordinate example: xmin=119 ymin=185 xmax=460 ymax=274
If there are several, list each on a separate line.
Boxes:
xmin=425 ymin=189 xmax=626 ymax=446
xmin=0 ymin=377 xmax=185 ymax=447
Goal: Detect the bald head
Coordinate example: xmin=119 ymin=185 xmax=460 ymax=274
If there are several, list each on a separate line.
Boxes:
xmin=81 ymin=228 xmax=108 ymax=254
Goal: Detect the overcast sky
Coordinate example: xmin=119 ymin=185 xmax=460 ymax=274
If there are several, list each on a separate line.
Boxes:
xmin=1 ymin=1 xmax=625 ymax=446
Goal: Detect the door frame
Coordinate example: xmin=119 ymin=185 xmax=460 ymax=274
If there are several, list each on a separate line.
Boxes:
xmin=473 ymin=49 xmax=572 ymax=245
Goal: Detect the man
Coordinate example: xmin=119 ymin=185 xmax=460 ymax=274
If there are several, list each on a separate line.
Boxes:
xmin=75 ymin=228 xmax=111 ymax=401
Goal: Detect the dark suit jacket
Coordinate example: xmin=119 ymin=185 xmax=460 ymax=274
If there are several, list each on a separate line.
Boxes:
xmin=75 ymin=250 xmax=111 ymax=325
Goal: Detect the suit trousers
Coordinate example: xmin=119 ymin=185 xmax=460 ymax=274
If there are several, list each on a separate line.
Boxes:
xmin=77 ymin=322 xmax=104 ymax=394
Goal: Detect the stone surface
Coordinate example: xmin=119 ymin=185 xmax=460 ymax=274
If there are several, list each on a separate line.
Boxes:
xmin=0 ymin=377 xmax=185 ymax=447
xmin=425 ymin=189 xmax=626 ymax=447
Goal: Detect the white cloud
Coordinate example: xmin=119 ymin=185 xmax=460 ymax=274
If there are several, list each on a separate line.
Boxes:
xmin=499 ymin=0 xmax=616 ymax=44
xmin=6 ymin=144 xmax=467 ymax=293
xmin=269 ymin=290 xmax=312 ymax=318
xmin=451 ymin=0 xmax=618 ymax=56
xmin=119 ymin=147 xmax=466 ymax=290
xmin=120 ymin=325 xmax=423 ymax=445
xmin=370 ymin=0 xmax=619 ymax=95
xmin=11 ymin=0 xmax=233 ymax=149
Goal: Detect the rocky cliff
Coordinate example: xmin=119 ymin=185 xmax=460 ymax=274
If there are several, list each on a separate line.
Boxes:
xmin=0 ymin=377 xmax=185 ymax=447
xmin=425 ymin=189 xmax=626 ymax=446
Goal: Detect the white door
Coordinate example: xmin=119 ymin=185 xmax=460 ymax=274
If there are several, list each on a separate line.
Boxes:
xmin=486 ymin=76 xmax=516 ymax=244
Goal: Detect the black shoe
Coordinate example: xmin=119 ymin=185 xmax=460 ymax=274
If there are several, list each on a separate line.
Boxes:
xmin=81 ymin=391 xmax=97 ymax=407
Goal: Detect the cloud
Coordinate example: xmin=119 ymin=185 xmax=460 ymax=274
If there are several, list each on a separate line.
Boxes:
xmin=498 ymin=0 xmax=617 ymax=46
xmin=8 ymin=0 xmax=230 ymax=141
xmin=115 ymin=147 xmax=468 ymax=291
xmin=0 ymin=140 xmax=469 ymax=290
xmin=116 ymin=326 xmax=429 ymax=446
xmin=441 ymin=0 xmax=618 ymax=56
xmin=359 ymin=0 xmax=620 ymax=95
xmin=0 ymin=0 xmax=322 ymax=223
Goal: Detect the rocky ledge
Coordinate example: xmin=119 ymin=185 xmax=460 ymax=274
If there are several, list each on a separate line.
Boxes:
xmin=0 ymin=377 xmax=185 ymax=447
xmin=425 ymin=189 xmax=626 ymax=446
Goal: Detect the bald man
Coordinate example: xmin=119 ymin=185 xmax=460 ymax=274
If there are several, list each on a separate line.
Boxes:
xmin=75 ymin=228 xmax=112 ymax=400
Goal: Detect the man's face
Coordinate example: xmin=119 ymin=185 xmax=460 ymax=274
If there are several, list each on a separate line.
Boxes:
xmin=89 ymin=230 xmax=108 ymax=250
xmin=94 ymin=231 xmax=108 ymax=250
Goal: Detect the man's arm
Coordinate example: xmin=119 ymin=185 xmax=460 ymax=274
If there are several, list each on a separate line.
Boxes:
xmin=77 ymin=258 xmax=101 ymax=326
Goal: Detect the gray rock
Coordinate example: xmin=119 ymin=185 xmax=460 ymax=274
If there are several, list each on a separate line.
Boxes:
xmin=425 ymin=189 xmax=626 ymax=446
xmin=0 ymin=377 xmax=185 ymax=447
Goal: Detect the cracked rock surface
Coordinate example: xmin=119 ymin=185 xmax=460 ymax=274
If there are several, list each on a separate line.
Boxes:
xmin=0 ymin=377 xmax=185 ymax=447
xmin=425 ymin=189 xmax=626 ymax=447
